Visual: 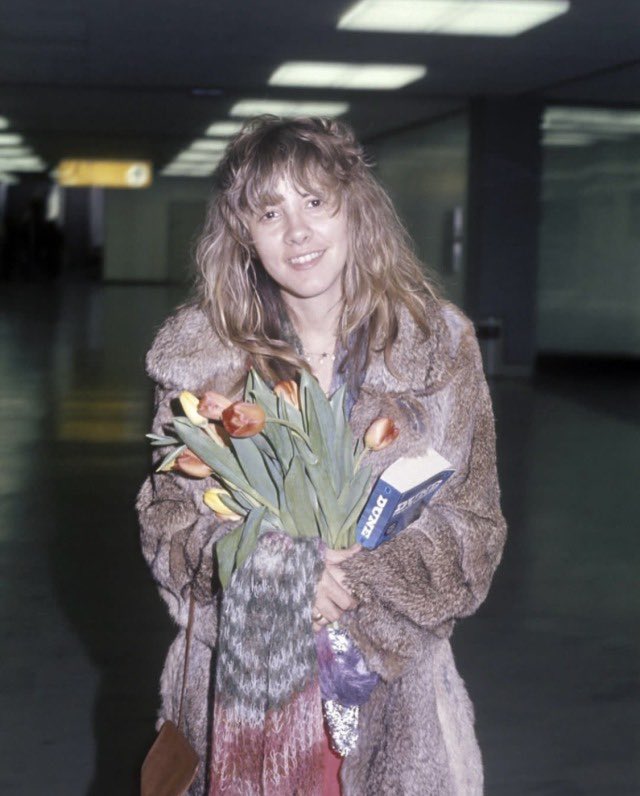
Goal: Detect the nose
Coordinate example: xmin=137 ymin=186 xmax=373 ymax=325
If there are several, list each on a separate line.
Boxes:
xmin=284 ymin=208 xmax=311 ymax=246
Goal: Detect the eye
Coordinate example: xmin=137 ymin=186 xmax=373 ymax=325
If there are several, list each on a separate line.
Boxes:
xmin=307 ymin=197 xmax=322 ymax=209
xmin=261 ymin=208 xmax=279 ymax=221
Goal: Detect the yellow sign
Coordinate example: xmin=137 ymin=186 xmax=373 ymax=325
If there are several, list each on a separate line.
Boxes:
xmin=57 ymin=159 xmax=152 ymax=188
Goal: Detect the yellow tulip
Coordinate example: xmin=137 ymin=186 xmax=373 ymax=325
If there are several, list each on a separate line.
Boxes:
xmin=179 ymin=390 xmax=208 ymax=427
xmin=203 ymin=488 xmax=242 ymax=520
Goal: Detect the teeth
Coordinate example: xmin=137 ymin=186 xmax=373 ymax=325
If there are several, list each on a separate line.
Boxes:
xmin=290 ymin=250 xmax=323 ymax=265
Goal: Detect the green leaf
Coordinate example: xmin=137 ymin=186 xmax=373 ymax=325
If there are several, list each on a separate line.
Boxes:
xmin=283 ymin=456 xmax=316 ymax=538
xmin=228 ymin=435 xmax=279 ymax=507
xmin=245 ymin=370 xmax=279 ymax=415
xmin=335 ymin=464 xmax=372 ymax=548
xmin=146 ymin=433 xmax=179 ymax=446
xmin=235 ymin=505 xmax=267 ymax=573
xmin=155 ymin=443 xmax=186 ymax=472
xmin=216 ymin=523 xmax=245 ymax=589
xmin=172 ymin=418 xmax=252 ymax=494
xmin=260 ymin=417 xmax=294 ymax=470
xmin=219 ymin=492 xmax=247 ymax=517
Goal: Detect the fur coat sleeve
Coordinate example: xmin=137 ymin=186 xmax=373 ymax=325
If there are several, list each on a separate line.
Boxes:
xmin=341 ymin=305 xmax=507 ymax=681
xmin=135 ymin=306 xmax=246 ymax=643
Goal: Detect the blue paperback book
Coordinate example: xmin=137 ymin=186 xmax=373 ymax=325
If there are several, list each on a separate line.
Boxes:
xmin=356 ymin=448 xmax=455 ymax=550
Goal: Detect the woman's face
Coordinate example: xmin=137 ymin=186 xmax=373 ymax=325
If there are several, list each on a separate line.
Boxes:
xmin=247 ymin=177 xmax=349 ymax=310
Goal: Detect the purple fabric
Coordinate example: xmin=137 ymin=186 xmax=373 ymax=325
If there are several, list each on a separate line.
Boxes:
xmin=315 ymin=625 xmax=379 ymax=706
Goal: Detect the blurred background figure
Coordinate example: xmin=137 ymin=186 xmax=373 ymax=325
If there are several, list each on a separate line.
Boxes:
xmin=0 ymin=1 xmax=638 ymax=794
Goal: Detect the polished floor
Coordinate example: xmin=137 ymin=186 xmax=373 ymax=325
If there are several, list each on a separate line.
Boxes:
xmin=0 ymin=283 xmax=638 ymax=795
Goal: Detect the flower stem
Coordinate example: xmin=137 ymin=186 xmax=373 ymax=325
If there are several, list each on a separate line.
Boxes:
xmin=267 ymin=418 xmax=313 ymax=448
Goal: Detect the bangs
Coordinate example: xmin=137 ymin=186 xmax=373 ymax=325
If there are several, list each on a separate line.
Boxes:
xmin=228 ymin=133 xmax=345 ymax=219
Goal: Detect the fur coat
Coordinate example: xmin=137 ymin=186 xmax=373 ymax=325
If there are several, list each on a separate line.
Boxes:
xmin=136 ymin=298 xmax=507 ymax=795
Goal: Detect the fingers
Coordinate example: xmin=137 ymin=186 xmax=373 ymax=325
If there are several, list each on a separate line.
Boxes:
xmin=312 ymin=562 xmax=358 ymax=626
xmin=325 ymin=543 xmax=362 ymax=565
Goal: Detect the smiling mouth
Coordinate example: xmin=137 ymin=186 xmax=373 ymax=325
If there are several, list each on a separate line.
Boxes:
xmin=288 ymin=249 xmax=325 ymax=266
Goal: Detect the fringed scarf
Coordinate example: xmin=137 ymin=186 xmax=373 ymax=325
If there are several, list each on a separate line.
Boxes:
xmin=208 ymin=532 xmax=325 ymax=795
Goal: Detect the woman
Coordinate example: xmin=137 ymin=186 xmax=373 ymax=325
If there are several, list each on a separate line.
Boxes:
xmin=137 ymin=116 xmax=506 ymax=795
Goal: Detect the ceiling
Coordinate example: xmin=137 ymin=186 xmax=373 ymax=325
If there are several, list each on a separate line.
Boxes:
xmin=1 ymin=0 xmax=640 ymax=171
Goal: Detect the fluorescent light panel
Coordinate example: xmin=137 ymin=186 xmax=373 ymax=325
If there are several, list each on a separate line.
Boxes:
xmin=0 ymin=157 xmax=45 ymax=171
xmin=230 ymin=99 xmax=349 ymax=118
xmin=338 ymin=0 xmax=570 ymax=36
xmin=0 ymin=146 xmax=33 ymax=157
xmin=543 ymin=131 xmax=595 ymax=147
xmin=175 ymin=151 xmax=222 ymax=163
xmin=269 ymin=61 xmax=426 ymax=90
xmin=205 ymin=121 xmax=244 ymax=137
xmin=544 ymin=107 xmax=640 ymax=134
xmin=189 ymin=139 xmax=228 ymax=152
xmin=0 ymin=133 xmax=23 ymax=146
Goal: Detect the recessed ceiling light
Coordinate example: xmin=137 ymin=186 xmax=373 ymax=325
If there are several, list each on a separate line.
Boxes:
xmin=338 ymin=0 xmax=570 ymax=36
xmin=230 ymin=99 xmax=349 ymax=118
xmin=205 ymin=121 xmax=244 ymax=137
xmin=175 ymin=151 xmax=222 ymax=163
xmin=189 ymin=139 xmax=228 ymax=152
xmin=269 ymin=62 xmax=427 ymax=90
xmin=0 ymin=133 xmax=23 ymax=146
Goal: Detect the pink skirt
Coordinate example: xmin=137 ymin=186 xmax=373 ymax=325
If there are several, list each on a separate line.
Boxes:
xmin=321 ymin=722 xmax=342 ymax=795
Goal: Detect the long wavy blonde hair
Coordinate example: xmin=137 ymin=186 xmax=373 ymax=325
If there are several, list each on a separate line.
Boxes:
xmin=195 ymin=115 xmax=441 ymax=384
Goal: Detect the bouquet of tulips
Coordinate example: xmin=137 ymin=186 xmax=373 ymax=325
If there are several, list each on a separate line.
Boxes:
xmin=147 ymin=368 xmax=398 ymax=588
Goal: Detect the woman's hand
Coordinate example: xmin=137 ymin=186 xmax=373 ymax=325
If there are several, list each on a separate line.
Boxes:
xmin=312 ymin=544 xmax=362 ymax=631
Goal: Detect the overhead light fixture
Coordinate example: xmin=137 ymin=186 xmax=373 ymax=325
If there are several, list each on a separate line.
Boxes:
xmin=175 ymin=151 xmax=222 ymax=163
xmin=230 ymin=99 xmax=349 ymax=118
xmin=268 ymin=61 xmax=427 ymax=90
xmin=0 ymin=133 xmax=23 ymax=146
xmin=189 ymin=139 xmax=228 ymax=152
xmin=160 ymin=166 xmax=214 ymax=178
xmin=0 ymin=171 xmax=18 ymax=184
xmin=205 ymin=121 xmax=244 ymax=137
xmin=0 ymin=157 xmax=46 ymax=172
xmin=338 ymin=0 xmax=570 ymax=36
xmin=543 ymin=107 xmax=640 ymax=135
xmin=0 ymin=146 xmax=33 ymax=157
xmin=543 ymin=131 xmax=595 ymax=147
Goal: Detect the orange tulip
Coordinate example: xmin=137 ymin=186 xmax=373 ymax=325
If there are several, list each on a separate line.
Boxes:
xmin=198 ymin=391 xmax=232 ymax=421
xmin=221 ymin=401 xmax=266 ymax=438
xmin=173 ymin=449 xmax=213 ymax=478
xmin=274 ymin=379 xmax=300 ymax=409
xmin=364 ymin=417 xmax=399 ymax=451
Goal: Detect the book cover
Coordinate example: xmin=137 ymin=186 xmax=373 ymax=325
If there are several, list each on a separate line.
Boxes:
xmin=356 ymin=448 xmax=455 ymax=549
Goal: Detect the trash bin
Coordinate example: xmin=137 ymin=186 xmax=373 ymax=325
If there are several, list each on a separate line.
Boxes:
xmin=476 ymin=316 xmax=503 ymax=377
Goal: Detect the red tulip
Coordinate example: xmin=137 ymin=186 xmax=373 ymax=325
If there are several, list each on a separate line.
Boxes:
xmin=198 ymin=391 xmax=232 ymax=421
xmin=274 ymin=379 xmax=300 ymax=409
xmin=364 ymin=417 xmax=399 ymax=451
xmin=173 ymin=449 xmax=213 ymax=478
xmin=221 ymin=401 xmax=266 ymax=438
